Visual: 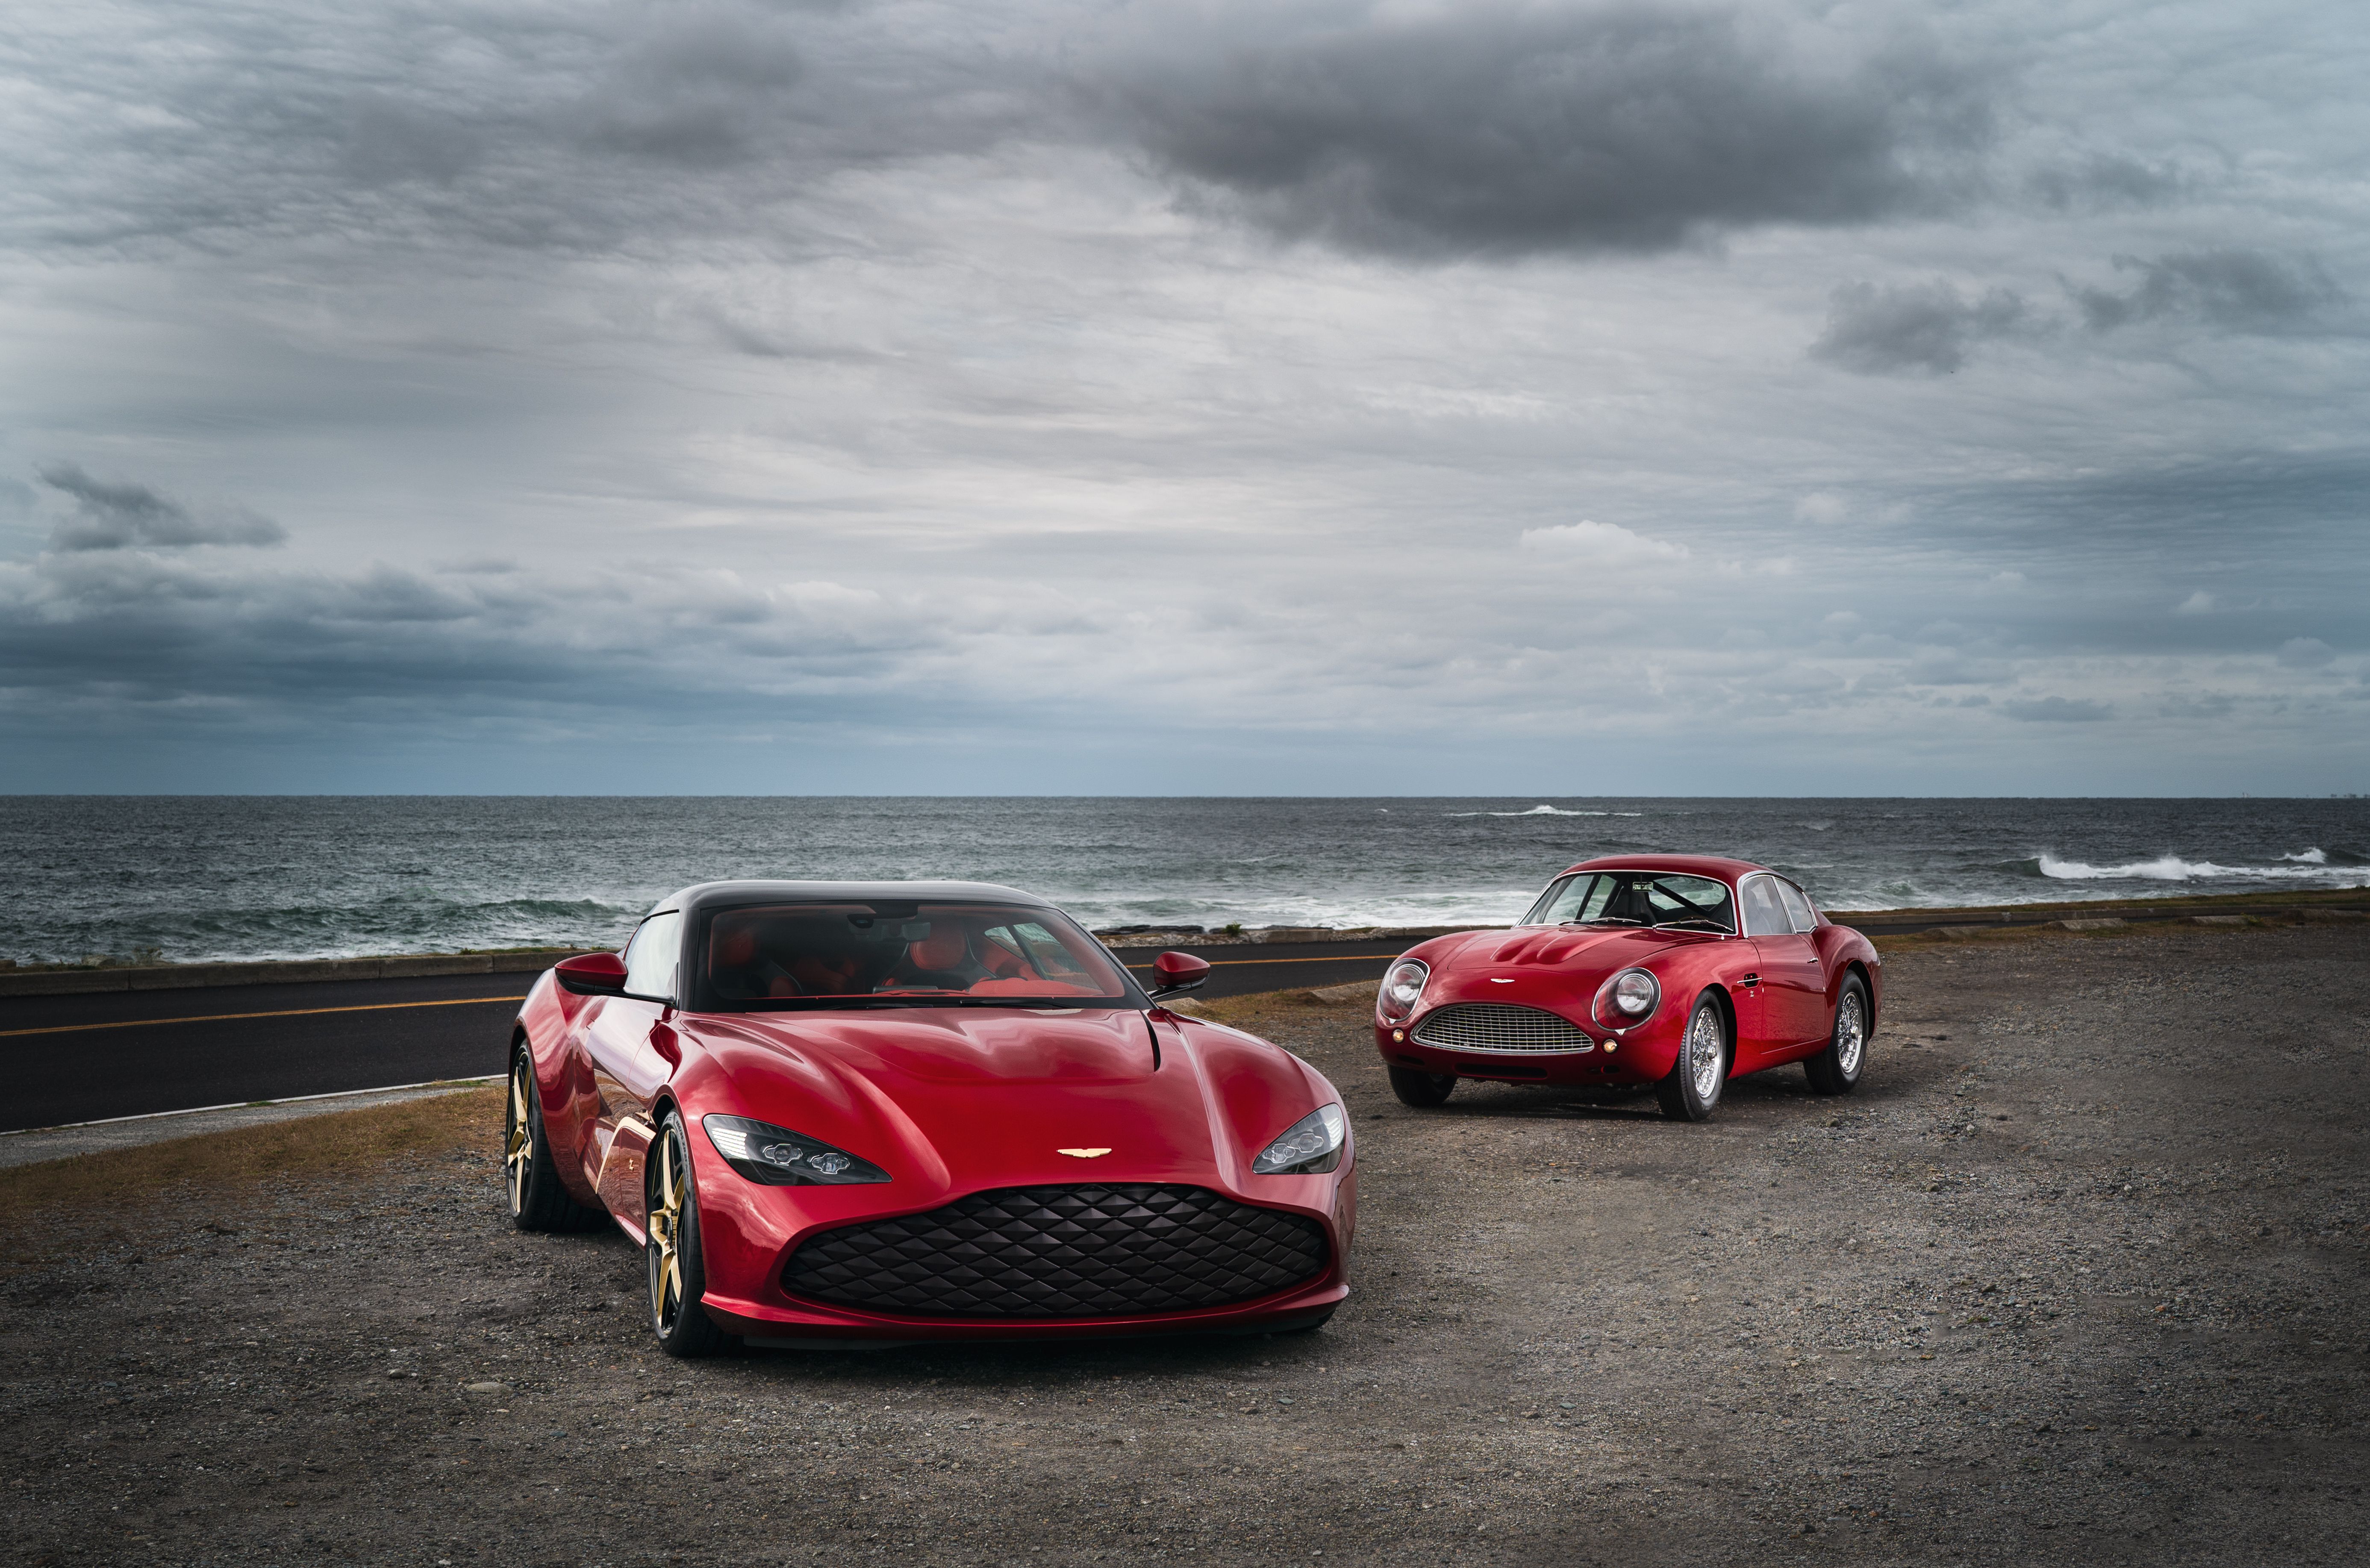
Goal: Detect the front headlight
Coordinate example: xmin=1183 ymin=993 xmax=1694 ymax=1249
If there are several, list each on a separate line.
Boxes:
xmin=702 ymin=1114 xmax=891 ymax=1186
xmin=1608 ymin=968 xmax=1660 ymax=1019
xmin=1252 ymin=1104 xmax=1346 ymax=1175
xmin=1377 ymin=959 xmax=1428 ymax=1023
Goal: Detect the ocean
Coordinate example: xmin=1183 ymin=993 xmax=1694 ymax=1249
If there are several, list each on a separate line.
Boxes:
xmin=3 ymin=796 xmax=2365 ymax=967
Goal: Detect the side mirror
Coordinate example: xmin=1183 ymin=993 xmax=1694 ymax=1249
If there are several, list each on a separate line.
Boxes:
xmin=554 ymin=951 xmax=630 ymax=997
xmin=1145 ymin=950 xmax=1211 ymax=1002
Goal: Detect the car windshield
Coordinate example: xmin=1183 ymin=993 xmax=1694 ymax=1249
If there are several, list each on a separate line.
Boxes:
xmin=698 ymin=901 xmax=1136 ymax=1008
xmin=1522 ymin=871 xmax=1737 ymax=933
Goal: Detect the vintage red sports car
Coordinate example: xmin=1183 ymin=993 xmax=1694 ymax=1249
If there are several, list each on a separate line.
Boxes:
xmin=1372 ymin=855 xmax=1880 ymax=1121
xmin=503 ymin=881 xmax=1353 ymax=1355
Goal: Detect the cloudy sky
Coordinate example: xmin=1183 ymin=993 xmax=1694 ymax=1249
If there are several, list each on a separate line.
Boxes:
xmin=2 ymin=0 xmax=2364 ymax=795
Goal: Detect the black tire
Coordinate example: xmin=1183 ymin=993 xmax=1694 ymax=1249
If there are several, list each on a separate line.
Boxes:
xmin=505 ymin=1045 xmax=606 ymax=1233
xmin=1388 ymin=1065 xmax=1457 ymax=1108
xmin=1655 ymin=995 xmax=1730 ymax=1122
xmin=1805 ymin=976 xmax=1870 ymax=1096
xmin=646 ymin=1110 xmax=732 ymax=1359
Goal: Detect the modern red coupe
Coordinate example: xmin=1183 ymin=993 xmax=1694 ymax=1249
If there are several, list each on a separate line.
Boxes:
xmin=1373 ymin=856 xmax=1880 ymax=1120
xmin=503 ymin=882 xmax=1353 ymax=1355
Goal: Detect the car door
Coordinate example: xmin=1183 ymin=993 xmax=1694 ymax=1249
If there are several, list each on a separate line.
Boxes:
xmin=581 ymin=909 xmax=683 ymax=1231
xmin=1751 ymin=877 xmax=1828 ymax=1053
xmin=1729 ymin=875 xmax=1794 ymax=1066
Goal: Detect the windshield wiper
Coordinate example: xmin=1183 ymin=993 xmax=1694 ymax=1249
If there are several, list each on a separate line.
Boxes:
xmin=1653 ymin=918 xmax=1734 ymax=933
xmin=1573 ymin=916 xmax=1646 ymax=926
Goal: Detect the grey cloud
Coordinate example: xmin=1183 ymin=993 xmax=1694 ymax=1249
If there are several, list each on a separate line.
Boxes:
xmin=38 ymin=465 xmax=286 ymax=552
xmin=342 ymin=94 xmax=480 ymax=187
xmin=1109 ymin=9 xmax=1996 ymax=259
xmin=18 ymin=0 xmax=1027 ymax=259
xmin=2278 ymin=637 xmax=2336 ymax=669
xmin=1810 ymin=279 xmax=2024 ymax=375
xmin=2001 ymin=695 xmax=2111 ymax=722
xmin=2026 ymin=153 xmax=2185 ymax=212
xmin=2075 ymin=250 xmax=2345 ymax=333
xmin=573 ymin=6 xmax=809 ymax=167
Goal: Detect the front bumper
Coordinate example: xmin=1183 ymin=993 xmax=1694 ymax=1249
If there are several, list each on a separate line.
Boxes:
xmin=1375 ymin=1008 xmax=1682 ymax=1086
xmin=691 ymin=1159 xmax=1355 ymax=1343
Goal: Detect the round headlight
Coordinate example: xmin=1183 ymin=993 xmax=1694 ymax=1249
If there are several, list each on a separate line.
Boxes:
xmin=1378 ymin=959 xmax=1428 ymax=1022
xmin=1611 ymin=969 xmax=1659 ymax=1017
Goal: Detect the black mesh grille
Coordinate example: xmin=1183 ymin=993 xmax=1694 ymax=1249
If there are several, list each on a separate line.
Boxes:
xmin=783 ymin=1184 xmax=1329 ymax=1318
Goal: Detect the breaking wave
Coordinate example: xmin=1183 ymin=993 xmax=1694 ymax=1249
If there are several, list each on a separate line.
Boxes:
xmin=2026 ymin=852 xmax=2369 ymax=883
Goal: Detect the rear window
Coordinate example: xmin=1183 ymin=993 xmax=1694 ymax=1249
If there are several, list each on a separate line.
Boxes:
xmin=698 ymin=901 xmax=1135 ymax=1009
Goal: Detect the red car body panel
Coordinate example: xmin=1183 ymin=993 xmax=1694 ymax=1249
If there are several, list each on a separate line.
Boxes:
xmin=1374 ymin=854 xmax=1881 ymax=1090
xmin=515 ymin=881 xmax=1353 ymax=1343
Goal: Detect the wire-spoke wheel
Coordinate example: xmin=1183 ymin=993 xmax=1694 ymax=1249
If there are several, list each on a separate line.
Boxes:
xmin=1656 ymin=996 xmax=1730 ymax=1122
xmin=504 ymin=1044 xmax=605 ymax=1233
xmin=1805 ymin=976 xmax=1870 ymax=1096
xmin=646 ymin=1111 xmax=730 ymax=1358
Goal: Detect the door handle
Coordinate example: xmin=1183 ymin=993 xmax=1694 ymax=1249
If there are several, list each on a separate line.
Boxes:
xmin=1741 ymin=973 xmax=1760 ymax=987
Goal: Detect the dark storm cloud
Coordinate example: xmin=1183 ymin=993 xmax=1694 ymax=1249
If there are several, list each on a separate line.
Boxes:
xmin=38 ymin=465 xmax=286 ymax=552
xmin=1106 ymin=8 xmax=1996 ymax=258
xmin=2074 ymin=250 xmax=2346 ymax=333
xmin=1809 ymin=279 xmax=2025 ymax=375
xmin=0 ymin=536 xmax=1042 ymax=737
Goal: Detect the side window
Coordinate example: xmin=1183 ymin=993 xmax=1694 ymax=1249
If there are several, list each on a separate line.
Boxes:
xmin=1775 ymin=881 xmax=1818 ymax=933
xmin=622 ymin=910 xmax=682 ymax=1000
xmin=1738 ymin=877 xmax=1790 ymax=937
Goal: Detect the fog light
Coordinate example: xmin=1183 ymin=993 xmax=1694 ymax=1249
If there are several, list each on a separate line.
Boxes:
xmin=1604 ymin=1040 xmax=1617 ymax=1053
xmin=1391 ymin=1028 xmax=1406 ymax=1043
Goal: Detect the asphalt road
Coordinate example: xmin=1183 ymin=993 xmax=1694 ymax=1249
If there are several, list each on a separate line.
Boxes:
xmin=0 ymin=941 xmax=1407 ymax=1132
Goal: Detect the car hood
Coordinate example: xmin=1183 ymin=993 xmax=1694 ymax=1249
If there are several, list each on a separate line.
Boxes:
xmin=1409 ymin=924 xmax=1723 ymax=1014
xmin=681 ymin=1005 xmax=1329 ymax=1198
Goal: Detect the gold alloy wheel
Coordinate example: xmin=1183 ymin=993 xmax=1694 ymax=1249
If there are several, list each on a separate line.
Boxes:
xmin=648 ymin=1126 xmax=688 ymax=1335
xmin=504 ymin=1054 xmax=534 ymax=1217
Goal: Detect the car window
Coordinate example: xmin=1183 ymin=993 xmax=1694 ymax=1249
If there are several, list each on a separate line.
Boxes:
xmin=1526 ymin=874 xmax=1612 ymax=924
xmin=1525 ymin=871 xmax=1734 ymax=932
xmin=1638 ymin=875 xmax=1734 ymax=928
xmin=622 ymin=910 xmax=682 ymax=1000
xmin=1775 ymin=880 xmax=1818 ymax=933
xmin=1738 ymin=876 xmax=1791 ymax=937
xmin=700 ymin=901 xmax=1132 ymax=1006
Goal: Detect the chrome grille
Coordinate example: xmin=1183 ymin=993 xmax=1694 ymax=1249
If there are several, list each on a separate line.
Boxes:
xmin=1412 ymin=1003 xmax=1595 ymax=1054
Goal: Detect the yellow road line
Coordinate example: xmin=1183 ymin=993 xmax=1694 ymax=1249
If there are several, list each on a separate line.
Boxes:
xmin=0 ymin=994 xmax=528 ymax=1040
xmin=1 ymin=950 xmax=1399 ymax=1038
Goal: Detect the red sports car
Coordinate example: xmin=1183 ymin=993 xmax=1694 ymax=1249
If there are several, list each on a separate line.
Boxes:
xmin=503 ymin=881 xmax=1353 ymax=1356
xmin=1373 ymin=855 xmax=1880 ymax=1121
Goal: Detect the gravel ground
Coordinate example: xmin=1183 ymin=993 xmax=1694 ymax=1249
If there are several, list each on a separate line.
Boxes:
xmin=6 ymin=924 xmax=2366 ymax=1567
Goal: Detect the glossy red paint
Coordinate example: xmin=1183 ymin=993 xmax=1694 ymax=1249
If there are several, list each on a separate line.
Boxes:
xmin=512 ymin=881 xmax=1352 ymax=1348
xmin=1373 ymin=855 xmax=1882 ymax=1113
xmin=1151 ymin=950 xmax=1212 ymax=990
xmin=552 ymin=950 xmax=628 ymax=996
